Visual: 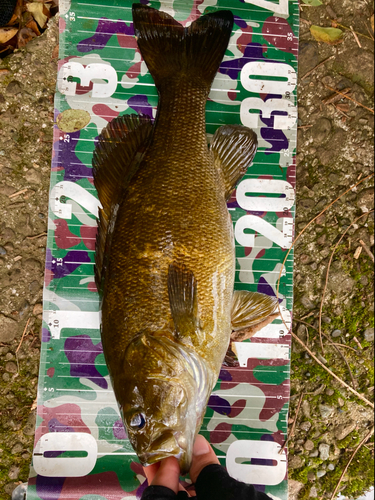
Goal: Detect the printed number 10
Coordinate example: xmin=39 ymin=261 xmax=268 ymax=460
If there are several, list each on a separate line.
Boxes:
xmin=244 ymin=0 xmax=289 ymax=15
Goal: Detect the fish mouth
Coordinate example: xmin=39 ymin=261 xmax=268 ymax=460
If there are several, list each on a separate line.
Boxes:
xmin=140 ymin=450 xmax=191 ymax=476
xmin=139 ymin=432 xmax=192 ymax=474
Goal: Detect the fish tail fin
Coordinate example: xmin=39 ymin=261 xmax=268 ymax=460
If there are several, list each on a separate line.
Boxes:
xmin=132 ymin=4 xmax=234 ymax=89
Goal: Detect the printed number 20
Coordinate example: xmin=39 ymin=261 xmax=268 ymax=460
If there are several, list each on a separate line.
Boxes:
xmin=244 ymin=0 xmax=289 ymax=15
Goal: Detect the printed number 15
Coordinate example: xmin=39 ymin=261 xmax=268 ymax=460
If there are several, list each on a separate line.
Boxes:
xmin=244 ymin=0 xmax=289 ymax=16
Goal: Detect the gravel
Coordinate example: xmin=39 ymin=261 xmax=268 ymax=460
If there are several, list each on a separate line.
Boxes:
xmin=319 ymin=443 xmax=331 ymax=461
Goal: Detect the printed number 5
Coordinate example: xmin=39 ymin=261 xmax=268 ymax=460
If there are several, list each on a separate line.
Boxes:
xmin=244 ymin=0 xmax=289 ymax=16
xmin=57 ymin=62 xmax=118 ymax=98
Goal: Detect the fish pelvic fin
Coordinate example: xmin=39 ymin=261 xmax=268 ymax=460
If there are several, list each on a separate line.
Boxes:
xmin=211 ymin=125 xmax=258 ymax=200
xmin=231 ymin=290 xmax=279 ymax=341
xmin=132 ymin=4 xmax=234 ymax=90
xmin=167 ymin=263 xmax=202 ymax=344
xmin=92 ymin=114 xmax=153 ymax=291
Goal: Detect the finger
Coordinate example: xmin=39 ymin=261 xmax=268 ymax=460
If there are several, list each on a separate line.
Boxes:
xmin=150 ymin=457 xmax=180 ymax=494
xmin=190 ymin=435 xmax=220 ymax=484
xmin=178 ymin=483 xmax=190 ymax=496
xmin=143 ymin=462 xmax=161 ymax=485
xmin=186 ymin=485 xmax=197 ymax=497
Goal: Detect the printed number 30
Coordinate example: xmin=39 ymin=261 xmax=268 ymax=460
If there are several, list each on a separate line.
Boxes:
xmin=244 ymin=0 xmax=289 ymax=16
xmin=57 ymin=62 xmax=118 ymax=98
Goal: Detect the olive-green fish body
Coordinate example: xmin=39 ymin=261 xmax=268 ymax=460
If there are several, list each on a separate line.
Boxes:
xmin=103 ymin=82 xmax=233 ymax=371
xmin=93 ymin=4 xmax=272 ymax=474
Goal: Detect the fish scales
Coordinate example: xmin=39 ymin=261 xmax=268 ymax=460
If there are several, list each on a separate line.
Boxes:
xmin=93 ymin=4 xmax=276 ymax=474
xmin=103 ymin=81 xmax=233 ymax=366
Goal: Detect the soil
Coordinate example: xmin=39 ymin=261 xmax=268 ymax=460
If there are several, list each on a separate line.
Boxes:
xmin=0 ymin=2 xmax=374 ymax=499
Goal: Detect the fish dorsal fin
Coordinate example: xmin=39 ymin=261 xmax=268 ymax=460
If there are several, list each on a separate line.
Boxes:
xmin=167 ymin=263 xmax=200 ymax=343
xmin=231 ymin=290 xmax=279 ymax=341
xmin=92 ymin=114 xmax=153 ymax=290
xmin=210 ymin=125 xmax=258 ymax=200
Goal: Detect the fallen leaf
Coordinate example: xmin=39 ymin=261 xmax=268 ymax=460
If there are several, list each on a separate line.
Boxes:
xmin=26 ymin=2 xmax=50 ymax=29
xmin=26 ymin=18 xmax=41 ymax=36
xmin=336 ymin=102 xmax=350 ymax=113
xmin=371 ymin=14 xmax=374 ymax=33
xmin=56 ymin=109 xmax=92 ymax=133
xmin=302 ymin=0 xmax=323 ymax=5
xmin=5 ymin=0 xmax=23 ymax=27
xmin=336 ymin=103 xmax=350 ymax=113
xmin=310 ymin=25 xmax=344 ymax=45
xmin=0 ymin=27 xmax=18 ymax=44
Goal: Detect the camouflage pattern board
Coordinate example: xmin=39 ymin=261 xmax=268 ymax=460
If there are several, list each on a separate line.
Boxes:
xmin=26 ymin=0 xmax=299 ymax=498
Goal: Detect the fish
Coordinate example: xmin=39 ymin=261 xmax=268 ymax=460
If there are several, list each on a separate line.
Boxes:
xmin=92 ymin=4 xmax=279 ymax=474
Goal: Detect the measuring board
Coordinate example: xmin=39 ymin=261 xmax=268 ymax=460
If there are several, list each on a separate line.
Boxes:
xmin=26 ymin=0 xmax=299 ymax=498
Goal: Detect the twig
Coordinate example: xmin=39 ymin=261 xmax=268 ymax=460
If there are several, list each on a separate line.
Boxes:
xmin=279 ymin=392 xmax=305 ymax=454
xmin=16 ymin=318 xmax=31 ymax=355
xmin=318 ymin=212 xmax=374 ymax=355
xmin=324 ymin=85 xmax=374 ymax=114
xmin=353 ymin=337 xmax=363 ymax=350
xmin=298 ymin=125 xmax=313 ymax=129
xmin=322 ymin=87 xmax=351 ymax=105
xmin=291 ymin=332 xmax=374 ymax=408
xmin=354 ymin=246 xmax=363 ymax=259
xmin=329 ymin=342 xmax=357 ymax=389
xmin=294 ymin=319 xmax=357 ymax=389
xmin=300 ymin=328 xmax=358 ymax=353
xmin=305 ymin=324 xmax=309 ymax=347
xmin=330 ymin=427 xmax=374 ymax=500
xmin=364 ymin=21 xmax=374 ymax=41
xmin=301 ymin=55 xmax=334 ymax=81
xmin=334 ymin=22 xmax=373 ymax=41
xmin=9 ymin=188 xmax=28 ymax=199
xmin=359 ymin=239 xmax=375 ymax=263
xmin=26 ymin=232 xmax=47 ymax=240
xmin=331 ymin=343 xmax=357 ymax=352
xmin=350 ymin=25 xmax=362 ymax=47
xmin=334 ymin=104 xmax=351 ymax=119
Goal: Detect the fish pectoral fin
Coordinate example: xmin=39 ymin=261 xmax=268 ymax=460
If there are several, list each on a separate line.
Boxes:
xmin=210 ymin=125 xmax=258 ymax=200
xmin=167 ymin=263 xmax=200 ymax=342
xmin=231 ymin=290 xmax=279 ymax=341
xmin=92 ymin=114 xmax=153 ymax=291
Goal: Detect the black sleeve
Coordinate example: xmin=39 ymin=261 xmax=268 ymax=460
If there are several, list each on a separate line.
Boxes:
xmin=141 ymin=485 xmax=191 ymax=500
xmin=195 ymin=464 xmax=273 ymax=500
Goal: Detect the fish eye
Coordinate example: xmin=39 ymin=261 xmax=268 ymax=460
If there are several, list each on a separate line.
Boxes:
xmin=130 ymin=413 xmax=146 ymax=429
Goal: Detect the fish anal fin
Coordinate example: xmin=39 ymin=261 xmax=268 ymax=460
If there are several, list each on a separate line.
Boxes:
xmin=92 ymin=114 xmax=153 ymax=290
xmin=231 ymin=313 xmax=280 ymax=342
xmin=211 ymin=125 xmax=258 ymax=200
xmin=231 ymin=290 xmax=279 ymax=341
xmin=167 ymin=263 xmax=200 ymax=342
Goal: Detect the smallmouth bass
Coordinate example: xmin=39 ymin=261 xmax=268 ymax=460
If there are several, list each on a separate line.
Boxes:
xmin=93 ymin=4 xmax=279 ymax=474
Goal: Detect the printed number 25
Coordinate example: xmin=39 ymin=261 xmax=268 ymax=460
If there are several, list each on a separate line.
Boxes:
xmin=244 ymin=0 xmax=289 ymax=16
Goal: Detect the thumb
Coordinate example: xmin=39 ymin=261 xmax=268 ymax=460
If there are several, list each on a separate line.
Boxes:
xmin=149 ymin=457 xmax=180 ymax=494
xmin=190 ymin=435 xmax=220 ymax=484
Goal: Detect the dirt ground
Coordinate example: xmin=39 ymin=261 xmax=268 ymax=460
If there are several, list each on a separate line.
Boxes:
xmin=0 ymin=1 xmax=374 ymax=499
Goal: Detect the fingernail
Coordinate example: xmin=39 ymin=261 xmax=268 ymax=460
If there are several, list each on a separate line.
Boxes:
xmin=193 ymin=435 xmax=210 ymax=456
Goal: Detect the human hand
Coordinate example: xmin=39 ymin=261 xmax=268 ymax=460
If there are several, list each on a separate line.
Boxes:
xmin=143 ymin=435 xmax=220 ymax=497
